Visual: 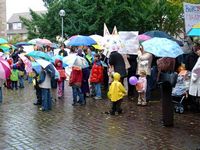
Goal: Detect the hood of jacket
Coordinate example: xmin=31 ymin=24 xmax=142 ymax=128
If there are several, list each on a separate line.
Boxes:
xmin=55 ymin=59 xmax=63 ymax=70
xmin=113 ymin=72 xmax=121 ymax=81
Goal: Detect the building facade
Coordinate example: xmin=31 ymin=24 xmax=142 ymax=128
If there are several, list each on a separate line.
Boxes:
xmin=7 ymin=12 xmax=31 ymax=41
xmin=7 ymin=11 xmax=46 ymax=41
xmin=0 ymin=0 xmax=6 ymax=37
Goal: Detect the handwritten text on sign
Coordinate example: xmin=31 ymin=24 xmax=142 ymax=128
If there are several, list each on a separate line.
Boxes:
xmin=184 ymin=2 xmax=200 ymax=33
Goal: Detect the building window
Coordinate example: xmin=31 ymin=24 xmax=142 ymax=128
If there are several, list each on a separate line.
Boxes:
xmin=13 ymin=23 xmax=22 ymax=30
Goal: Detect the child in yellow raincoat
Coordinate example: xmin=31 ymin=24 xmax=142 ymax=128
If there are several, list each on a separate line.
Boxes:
xmin=107 ymin=72 xmax=127 ymax=115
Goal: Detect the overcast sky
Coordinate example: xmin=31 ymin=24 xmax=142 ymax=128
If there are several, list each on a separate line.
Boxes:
xmin=6 ymin=0 xmax=47 ymax=20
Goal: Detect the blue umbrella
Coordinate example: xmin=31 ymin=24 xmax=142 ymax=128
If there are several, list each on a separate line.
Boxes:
xmin=50 ymin=55 xmax=68 ymax=67
xmin=0 ymin=38 xmax=8 ymax=44
xmin=51 ymin=55 xmax=63 ymax=63
xmin=32 ymin=62 xmax=42 ymax=74
xmin=144 ymin=30 xmax=183 ymax=46
xmin=27 ymin=51 xmax=52 ymax=61
xmin=142 ymin=37 xmax=184 ymax=58
xmin=15 ymin=42 xmax=32 ymax=47
xmin=67 ymin=35 xmax=97 ymax=46
xmin=50 ymin=43 xmax=59 ymax=48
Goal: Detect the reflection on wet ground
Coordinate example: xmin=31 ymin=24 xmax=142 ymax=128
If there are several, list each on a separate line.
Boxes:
xmin=0 ymin=82 xmax=199 ymax=149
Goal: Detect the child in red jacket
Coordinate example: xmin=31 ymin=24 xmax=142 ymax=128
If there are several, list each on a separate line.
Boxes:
xmin=69 ymin=66 xmax=85 ymax=106
xmin=90 ymin=54 xmax=103 ymax=100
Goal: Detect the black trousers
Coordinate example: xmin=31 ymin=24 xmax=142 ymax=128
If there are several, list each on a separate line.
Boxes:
xmin=111 ymin=99 xmax=122 ymax=114
xmin=160 ymin=81 xmax=174 ymax=127
xmin=103 ymin=67 xmax=109 ymax=90
xmin=35 ymin=85 xmax=42 ymax=104
xmin=11 ymin=81 xmax=18 ymax=90
xmin=127 ymin=55 xmax=137 ymax=97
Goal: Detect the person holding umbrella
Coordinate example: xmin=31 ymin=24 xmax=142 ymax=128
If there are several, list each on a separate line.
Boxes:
xmin=69 ymin=66 xmax=84 ymax=106
xmin=157 ymin=57 xmax=176 ymax=127
xmin=16 ymin=58 xmax=25 ymax=88
xmin=35 ymin=59 xmax=56 ymax=111
xmin=38 ymin=68 xmax=52 ymax=111
xmin=32 ymin=67 xmax=42 ymax=106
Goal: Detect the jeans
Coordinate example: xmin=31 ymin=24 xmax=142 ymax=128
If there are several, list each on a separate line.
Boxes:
xmin=41 ymin=88 xmax=51 ymax=111
xmin=28 ymin=77 xmax=33 ymax=83
xmin=0 ymin=87 xmax=2 ymax=103
xmin=19 ymin=76 xmax=24 ymax=88
xmin=94 ymin=83 xmax=101 ymax=97
xmin=62 ymin=81 xmax=65 ymax=95
xmin=72 ymin=86 xmax=84 ymax=104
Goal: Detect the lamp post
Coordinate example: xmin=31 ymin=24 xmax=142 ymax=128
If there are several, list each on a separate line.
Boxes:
xmin=59 ymin=9 xmax=65 ymax=42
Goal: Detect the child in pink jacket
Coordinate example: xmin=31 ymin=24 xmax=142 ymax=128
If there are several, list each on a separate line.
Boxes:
xmin=136 ymin=70 xmax=147 ymax=106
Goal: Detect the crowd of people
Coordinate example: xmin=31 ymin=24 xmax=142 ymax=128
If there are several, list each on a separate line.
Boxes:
xmin=0 ymin=37 xmax=200 ymax=116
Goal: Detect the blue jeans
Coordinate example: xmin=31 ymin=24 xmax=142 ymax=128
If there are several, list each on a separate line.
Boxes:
xmin=0 ymin=87 xmax=2 ymax=103
xmin=28 ymin=77 xmax=33 ymax=83
xmin=94 ymin=83 xmax=101 ymax=97
xmin=41 ymin=88 xmax=51 ymax=111
xmin=19 ymin=76 xmax=24 ymax=88
xmin=72 ymin=86 xmax=84 ymax=104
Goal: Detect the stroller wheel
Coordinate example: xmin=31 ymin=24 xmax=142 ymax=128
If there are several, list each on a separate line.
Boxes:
xmin=175 ymin=106 xmax=179 ymax=113
xmin=179 ymin=106 xmax=184 ymax=114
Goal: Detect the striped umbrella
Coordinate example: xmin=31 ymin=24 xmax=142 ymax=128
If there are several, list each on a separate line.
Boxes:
xmin=0 ymin=57 xmax=11 ymax=79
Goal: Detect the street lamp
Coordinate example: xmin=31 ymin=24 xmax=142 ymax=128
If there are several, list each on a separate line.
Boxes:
xmin=59 ymin=9 xmax=65 ymax=42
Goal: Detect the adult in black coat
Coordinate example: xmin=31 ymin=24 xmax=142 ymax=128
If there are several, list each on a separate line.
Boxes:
xmin=127 ymin=54 xmax=138 ymax=98
xmin=109 ymin=51 xmax=127 ymax=84
xmin=100 ymin=52 xmax=109 ymax=91
xmin=58 ymin=43 xmax=68 ymax=57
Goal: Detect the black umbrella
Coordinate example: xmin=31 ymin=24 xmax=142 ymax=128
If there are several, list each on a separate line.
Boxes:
xmin=144 ymin=30 xmax=183 ymax=46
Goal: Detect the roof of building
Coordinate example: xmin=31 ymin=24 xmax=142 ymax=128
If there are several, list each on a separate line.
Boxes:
xmin=7 ymin=11 xmax=46 ymax=23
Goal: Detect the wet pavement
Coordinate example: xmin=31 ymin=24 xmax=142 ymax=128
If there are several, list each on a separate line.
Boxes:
xmin=0 ymin=82 xmax=200 ymax=150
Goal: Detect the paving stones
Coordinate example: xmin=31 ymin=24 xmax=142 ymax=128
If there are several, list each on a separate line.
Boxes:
xmin=0 ymin=82 xmax=199 ymax=149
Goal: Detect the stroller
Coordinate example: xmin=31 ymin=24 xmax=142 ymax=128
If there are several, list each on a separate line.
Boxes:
xmin=171 ymin=70 xmax=191 ymax=114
